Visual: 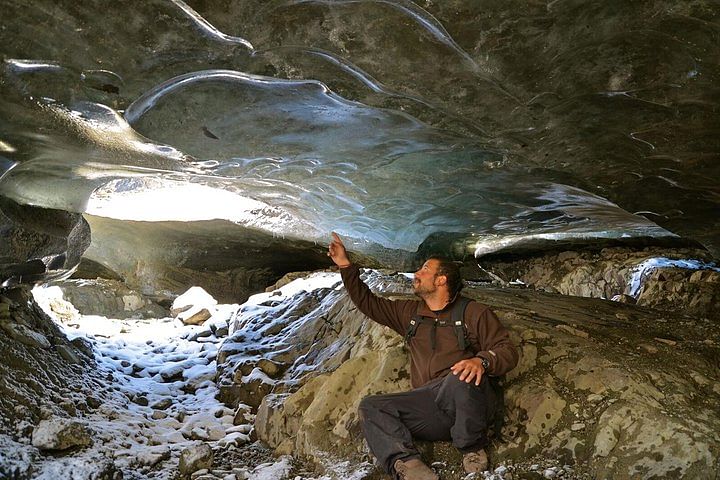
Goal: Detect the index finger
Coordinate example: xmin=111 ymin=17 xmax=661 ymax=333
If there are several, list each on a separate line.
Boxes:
xmin=331 ymin=232 xmax=343 ymax=243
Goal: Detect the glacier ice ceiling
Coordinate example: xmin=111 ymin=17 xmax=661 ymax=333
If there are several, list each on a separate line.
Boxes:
xmin=0 ymin=0 xmax=718 ymax=283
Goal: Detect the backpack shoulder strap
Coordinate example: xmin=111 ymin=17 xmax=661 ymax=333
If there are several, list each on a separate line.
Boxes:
xmin=451 ymin=297 xmax=472 ymax=351
xmin=404 ymin=303 xmax=425 ymax=344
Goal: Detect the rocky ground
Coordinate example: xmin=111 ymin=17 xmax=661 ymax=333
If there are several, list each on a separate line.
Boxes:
xmin=0 ymin=283 xmax=272 ymax=480
xmin=1 ymin=247 xmax=719 ymax=479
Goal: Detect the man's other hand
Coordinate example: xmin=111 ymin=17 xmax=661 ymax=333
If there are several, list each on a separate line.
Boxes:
xmin=328 ymin=232 xmax=351 ymax=268
xmin=450 ymin=357 xmax=485 ymax=385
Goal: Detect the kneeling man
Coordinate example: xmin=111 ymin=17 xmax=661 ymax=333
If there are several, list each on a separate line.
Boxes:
xmin=328 ymin=233 xmax=518 ymax=480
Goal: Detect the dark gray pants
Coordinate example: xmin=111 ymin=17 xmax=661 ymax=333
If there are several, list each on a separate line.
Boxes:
xmin=358 ymin=373 xmax=497 ymax=476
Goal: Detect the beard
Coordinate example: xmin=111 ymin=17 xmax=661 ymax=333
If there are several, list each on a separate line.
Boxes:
xmin=413 ymin=279 xmax=436 ymax=298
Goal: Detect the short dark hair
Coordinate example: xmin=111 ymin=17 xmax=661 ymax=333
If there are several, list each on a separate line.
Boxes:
xmin=427 ymin=256 xmax=463 ymax=298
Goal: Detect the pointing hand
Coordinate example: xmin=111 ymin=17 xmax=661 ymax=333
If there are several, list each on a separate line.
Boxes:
xmin=328 ymin=232 xmax=351 ymax=268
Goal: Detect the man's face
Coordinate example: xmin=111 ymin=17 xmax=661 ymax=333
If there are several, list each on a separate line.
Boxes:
xmin=413 ymin=259 xmax=443 ymax=298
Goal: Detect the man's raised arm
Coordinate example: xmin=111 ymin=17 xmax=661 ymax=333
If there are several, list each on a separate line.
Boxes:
xmin=327 ymin=232 xmax=410 ymax=335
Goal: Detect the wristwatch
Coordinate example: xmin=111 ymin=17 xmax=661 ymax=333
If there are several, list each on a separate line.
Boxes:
xmin=478 ymin=356 xmax=490 ymax=370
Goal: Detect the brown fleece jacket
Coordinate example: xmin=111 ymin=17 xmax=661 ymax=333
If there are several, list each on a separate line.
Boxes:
xmin=341 ymin=264 xmax=519 ymax=388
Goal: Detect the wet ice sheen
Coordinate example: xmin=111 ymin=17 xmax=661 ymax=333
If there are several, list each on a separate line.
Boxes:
xmin=0 ymin=0 xmax=717 ymax=256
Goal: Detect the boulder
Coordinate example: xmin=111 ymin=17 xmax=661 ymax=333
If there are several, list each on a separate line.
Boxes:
xmin=180 ymin=308 xmax=213 ymax=326
xmin=172 ymin=287 xmax=217 ymax=315
xmin=172 ymin=287 xmax=217 ymax=326
xmin=178 ymin=442 xmax=214 ymax=478
xmin=31 ymin=418 xmax=93 ymax=451
xmin=135 ymin=446 xmax=171 ymax=467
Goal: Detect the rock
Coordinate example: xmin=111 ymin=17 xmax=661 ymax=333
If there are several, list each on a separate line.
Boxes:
xmin=557 ymin=251 xmax=579 ymax=262
xmin=229 ymin=368 xmax=277 ymax=409
xmin=59 ymin=401 xmax=77 ymax=417
xmin=495 ymin=464 xmax=508 ymax=475
xmin=613 ymin=294 xmax=636 ymax=304
xmin=591 ymin=401 xmax=714 ymax=478
xmin=181 ymin=308 xmax=213 ymax=326
xmin=172 ymin=287 xmax=217 ymax=316
xmin=151 ymin=398 xmax=173 ymax=410
xmin=256 ymin=346 xmax=411 ymax=458
xmin=136 ymin=446 xmax=171 ymax=467
xmin=186 ymin=368 xmax=218 ymax=391
xmin=186 ymin=325 xmax=214 ymax=342
xmin=2 ymin=323 xmax=51 ymax=349
xmin=31 ymin=418 xmax=93 ymax=451
xmin=233 ymin=404 xmax=253 ymax=425
xmin=506 ymin=382 xmax=567 ymax=450
xmin=257 ymin=358 xmax=282 ymax=378
xmin=168 ymin=286 xmax=225 ymax=325
xmin=481 ymin=248 xmax=720 ymax=320
xmin=207 ymin=425 xmax=227 ymax=441
xmin=638 ymin=343 xmax=658 ymax=354
xmin=190 ymin=427 xmax=210 ymax=441
xmin=86 ymin=396 xmax=102 ymax=409
xmin=55 ymin=344 xmax=82 ymax=364
xmin=554 ymin=324 xmax=589 ymax=339
xmin=159 ymin=359 xmax=196 ymax=381
xmin=70 ymin=336 xmax=95 ymax=357
xmin=178 ymin=442 xmax=214 ymax=478
xmin=151 ymin=410 xmax=168 ymax=420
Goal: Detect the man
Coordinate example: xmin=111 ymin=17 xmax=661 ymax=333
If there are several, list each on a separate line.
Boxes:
xmin=328 ymin=232 xmax=518 ymax=480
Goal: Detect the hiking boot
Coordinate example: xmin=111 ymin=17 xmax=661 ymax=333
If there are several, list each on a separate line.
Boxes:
xmin=393 ymin=458 xmax=439 ymax=480
xmin=462 ymin=448 xmax=489 ymax=473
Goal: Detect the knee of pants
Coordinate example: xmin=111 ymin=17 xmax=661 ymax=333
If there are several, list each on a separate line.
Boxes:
xmin=358 ymin=395 xmax=381 ymax=421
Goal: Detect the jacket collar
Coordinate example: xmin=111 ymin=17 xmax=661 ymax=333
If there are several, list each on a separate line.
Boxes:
xmin=416 ymin=295 xmax=460 ymax=317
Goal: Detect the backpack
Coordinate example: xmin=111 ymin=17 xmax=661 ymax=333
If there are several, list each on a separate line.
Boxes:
xmin=404 ymin=297 xmax=472 ymax=351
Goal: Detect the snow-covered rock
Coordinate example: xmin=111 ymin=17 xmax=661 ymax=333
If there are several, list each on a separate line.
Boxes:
xmin=172 ymin=287 xmax=218 ymax=326
xmin=178 ymin=442 xmax=213 ymax=478
xmin=31 ymin=418 xmax=93 ymax=451
xmin=135 ymin=446 xmax=171 ymax=467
